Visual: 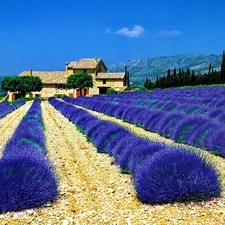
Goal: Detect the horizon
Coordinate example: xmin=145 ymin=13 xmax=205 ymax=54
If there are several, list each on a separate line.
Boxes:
xmin=1 ymin=0 xmax=225 ymax=76
xmin=0 ymin=52 xmax=223 ymax=77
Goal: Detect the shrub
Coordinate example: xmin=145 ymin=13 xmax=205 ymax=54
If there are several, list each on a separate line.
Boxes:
xmin=143 ymin=110 xmax=166 ymax=132
xmin=132 ymin=108 xmax=151 ymax=127
xmin=111 ymin=134 xmax=141 ymax=162
xmin=157 ymin=113 xmax=185 ymax=138
xmin=105 ymin=130 xmax=131 ymax=156
xmin=129 ymin=142 xmax=165 ymax=176
xmin=207 ymin=108 xmax=224 ymax=120
xmin=117 ymin=140 xmax=163 ymax=174
xmin=0 ymin=101 xmax=9 ymax=107
xmin=205 ymin=128 xmax=225 ymax=156
xmin=86 ymin=121 xmax=109 ymax=139
xmin=72 ymin=112 xmax=90 ymax=125
xmin=0 ymin=157 xmax=58 ymax=212
xmin=120 ymin=106 xmax=134 ymax=121
xmin=79 ymin=118 xmax=99 ymax=132
xmin=55 ymin=94 xmax=66 ymax=98
xmin=7 ymin=129 xmax=46 ymax=154
xmin=93 ymin=125 xmax=125 ymax=153
xmin=134 ymin=148 xmax=221 ymax=204
xmin=3 ymin=142 xmax=45 ymax=160
xmin=126 ymin=107 xmax=144 ymax=124
xmin=114 ymin=105 xmax=128 ymax=119
xmin=217 ymin=112 xmax=225 ymax=123
xmin=0 ymin=100 xmax=25 ymax=118
xmin=90 ymin=121 xmax=113 ymax=147
xmin=162 ymin=102 xmax=177 ymax=112
xmin=186 ymin=122 xmax=217 ymax=148
xmin=0 ymin=99 xmax=58 ymax=213
xmin=104 ymin=104 xmax=118 ymax=116
xmin=76 ymin=114 xmax=95 ymax=129
xmin=107 ymin=88 xmax=117 ymax=94
xmin=171 ymin=116 xmax=207 ymax=143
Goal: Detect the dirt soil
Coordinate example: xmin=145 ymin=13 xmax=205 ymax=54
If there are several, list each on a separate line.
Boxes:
xmin=0 ymin=100 xmax=225 ymax=225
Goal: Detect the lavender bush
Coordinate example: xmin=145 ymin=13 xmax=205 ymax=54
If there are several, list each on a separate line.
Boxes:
xmin=134 ymin=148 xmax=221 ymax=204
xmin=0 ymin=99 xmax=58 ymax=213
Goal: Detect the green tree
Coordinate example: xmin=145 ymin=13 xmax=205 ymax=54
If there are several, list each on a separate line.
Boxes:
xmin=185 ymin=68 xmax=191 ymax=85
xmin=166 ymin=69 xmax=171 ymax=87
xmin=220 ymin=50 xmax=225 ymax=83
xmin=1 ymin=76 xmax=15 ymax=91
xmin=106 ymin=88 xmax=117 ymax=94
xmin=1 ymin=76 xmax=43 ymax=97
xmin=208 ymin=63 xmax=212 ymax=74
xmin=190 ymin=70 xmax=196 ymax=86
xmin=66 ymin=72 xmax=93 ymax=96
xmin=173 ymin=68 xmax=177 ymax=77
xmin=144 ymin=77 xmax=153 ymax=90
xmin=171 ymin=68 xmax=178 ymax=87
xmin=155 ymin=75 xmax=159 ymax=88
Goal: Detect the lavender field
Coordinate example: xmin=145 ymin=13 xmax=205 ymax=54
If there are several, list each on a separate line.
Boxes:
xmin=0 ymin=86 xmax=225 ymax=224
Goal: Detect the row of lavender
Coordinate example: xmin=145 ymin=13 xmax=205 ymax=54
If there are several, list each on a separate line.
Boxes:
xmin=0 ymin=100 xmax=26 ymax=118
xmin=63 ymin=95 xmax=225 ymax=157
xmin=105 ymin=86 xmax=225 ymax=108
xmin=87 ymin=88 xmax=225 ymax=120
xmin=49 ymin=97 xmax=221 ymax=204
xmin=0 ymin=99 xmax=58 ymax=213
xmin=77 ymin=94 xmax=225 ymax=121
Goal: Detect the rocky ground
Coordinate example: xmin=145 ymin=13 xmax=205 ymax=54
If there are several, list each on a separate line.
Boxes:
xmin=0 ymin=100 xmax=225 ymax=224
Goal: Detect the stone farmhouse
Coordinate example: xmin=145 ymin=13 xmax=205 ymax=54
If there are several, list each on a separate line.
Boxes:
xmin=12 ymin=58 xmax=129 ymax=100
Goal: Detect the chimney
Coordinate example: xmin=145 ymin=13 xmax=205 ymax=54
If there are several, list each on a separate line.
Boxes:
xmin=95 ymin=57 xmax=98 ymax=62
xmin=29 ymin=69 xmax=32 ymax=76
xmin=65 ymin=62 xmax=68 ymax=76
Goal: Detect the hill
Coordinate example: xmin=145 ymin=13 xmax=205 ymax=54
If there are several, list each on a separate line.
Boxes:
xmin=107 ymin=54 xmax=222 ymax=86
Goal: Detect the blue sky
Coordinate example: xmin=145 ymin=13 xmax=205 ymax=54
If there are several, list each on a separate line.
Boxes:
xmin=0 ymin=0 xmax=225 ymax=75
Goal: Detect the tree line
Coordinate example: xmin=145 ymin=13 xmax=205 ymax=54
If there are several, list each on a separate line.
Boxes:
xmin=144 ymin=68 xmax=223 ymax=90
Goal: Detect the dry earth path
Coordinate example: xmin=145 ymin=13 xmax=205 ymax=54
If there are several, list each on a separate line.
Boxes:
xmin=0 ymin=100 xmax=225 ymax=224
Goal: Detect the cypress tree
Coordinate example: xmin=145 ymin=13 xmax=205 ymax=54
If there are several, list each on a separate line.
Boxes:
xmin=173 ymin=68 xmax=177 ymax=77
xmin=208 ymin=63 xmax=212 ymax=74
xmin=220 ymin=50 xmax=225 ymax=83
xmin=155 ymin=75 xmax=159 ymax=88
xmin=190 ymin=70 xmax=196 ymax=86
xmin=166 ymin=69 xmax=171 ymax=87
xmin=173 ymin=68 xmax=177 ymax=87
xmin=144 ymin=77 xmax=153 ymax=90
xmin=185 ymin=68 xmax=191 ymax=85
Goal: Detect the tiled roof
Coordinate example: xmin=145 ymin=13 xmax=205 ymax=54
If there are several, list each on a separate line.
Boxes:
xmin=19 ymin=71 xmax=66 ymax=84
xmin=68 ymin=58 xmax=102 ymax=69
xmin=96 ymin=73 xmax=125 ymax=79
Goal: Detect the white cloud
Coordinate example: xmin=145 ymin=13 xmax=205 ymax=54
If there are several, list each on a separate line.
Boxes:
xmin=115 ymin=25 xmax=145 ymax=38
xmin=156 ymin=29 xmax=182 ymax=37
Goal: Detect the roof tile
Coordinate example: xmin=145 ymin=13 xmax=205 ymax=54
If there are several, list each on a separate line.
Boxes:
xmin=19 ymin=71 xmax=66 ymax=84
xmin=68 ymin=58 xmax=101 ymax=69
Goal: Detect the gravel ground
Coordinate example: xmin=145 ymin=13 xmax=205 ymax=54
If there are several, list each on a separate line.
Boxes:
xmin=0 ymin=100 xmax=225 ymax=224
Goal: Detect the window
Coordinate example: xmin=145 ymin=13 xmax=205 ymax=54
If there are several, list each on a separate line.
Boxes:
xmin=55 ymin=84 xmax=65 ymax=89
xmin=103 ymin=79 xmax=106 ymax=84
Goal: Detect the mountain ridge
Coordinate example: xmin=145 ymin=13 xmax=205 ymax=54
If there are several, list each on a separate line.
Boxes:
xmin=106 ymin=53 xmax=222 ymax=85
